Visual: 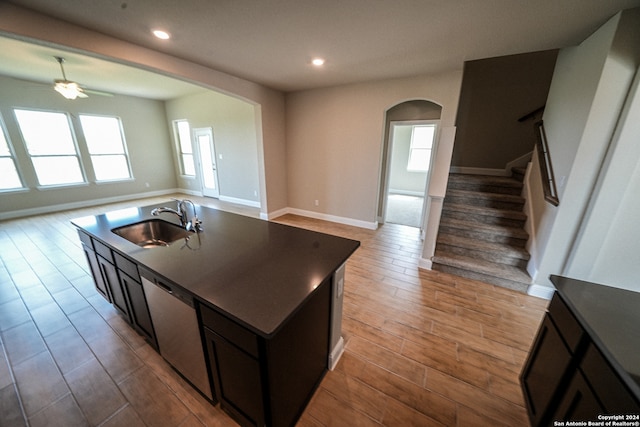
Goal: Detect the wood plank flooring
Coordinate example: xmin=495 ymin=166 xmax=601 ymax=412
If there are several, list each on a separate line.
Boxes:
xmin=0 ymin=195 xmax=548 ymax=426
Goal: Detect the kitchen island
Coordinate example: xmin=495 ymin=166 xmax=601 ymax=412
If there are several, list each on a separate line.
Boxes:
xmin=72 ymin=202 xmax=360 ymax=427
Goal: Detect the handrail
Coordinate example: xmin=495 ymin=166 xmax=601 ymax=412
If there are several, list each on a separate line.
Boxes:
xmin=518 ymin=105 xmax=545 ymax=122
xmin=534 ymin=120 xmax=559 ymax=206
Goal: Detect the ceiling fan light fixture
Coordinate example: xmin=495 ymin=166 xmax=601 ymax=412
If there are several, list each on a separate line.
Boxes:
xmin=54 ymin=80 xmax=82 ymax=99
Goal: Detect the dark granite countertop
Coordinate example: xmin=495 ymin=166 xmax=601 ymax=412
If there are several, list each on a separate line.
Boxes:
xmin=551 ymin=275 xmax=640 ymax=398
xmin=72 ymin=202 xmax=360 ymax=338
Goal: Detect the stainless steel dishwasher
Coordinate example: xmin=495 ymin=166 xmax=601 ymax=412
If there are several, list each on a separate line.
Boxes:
xmin=141 ymin=274 xmax=213 ymax=400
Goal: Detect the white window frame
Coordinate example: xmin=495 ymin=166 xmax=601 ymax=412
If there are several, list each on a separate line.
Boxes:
xmin=14 ymin=108 xmax=87 ymax=188
xmin=174 ymin=120 xmax=195 ymax=177
xmin=79 ymin=114 xmax=133 ymax=182
xmin=0 ymin=115 xmax=25 ymax=192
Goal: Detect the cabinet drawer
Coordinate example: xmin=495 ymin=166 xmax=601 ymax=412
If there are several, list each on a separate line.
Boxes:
xmin=200 ymin=304 xmax=259 ymax=358
xmin=93 ymin=239 xmax=114 ymax=263
xmin=77 ymin=230 xmax=93 ymax=248
xmin=581 ymin=343 xmax=639 ymax=412
xmin=114 ymin=252 xmax=139 ymax=281
xmin=549 ymin=294 xmax=584 ymax=353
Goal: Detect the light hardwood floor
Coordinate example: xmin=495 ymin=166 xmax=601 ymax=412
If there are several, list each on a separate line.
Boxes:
xmin=0 ymin=195 xmax=548 ymax=426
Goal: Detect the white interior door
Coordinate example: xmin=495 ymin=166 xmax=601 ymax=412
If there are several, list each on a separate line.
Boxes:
xmin=194 ymin=128 xmax=220 ymax=198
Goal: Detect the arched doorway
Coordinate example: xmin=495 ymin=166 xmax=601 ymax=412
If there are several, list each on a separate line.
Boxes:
xmin=378 ymin=100 xmax=442 ymax=230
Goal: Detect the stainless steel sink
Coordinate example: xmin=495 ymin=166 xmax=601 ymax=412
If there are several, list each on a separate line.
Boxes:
xmin=112 ymin=219 xmax=192 ymax=248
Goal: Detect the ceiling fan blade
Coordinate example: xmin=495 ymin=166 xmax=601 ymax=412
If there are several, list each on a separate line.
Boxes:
xmin=83 ymin=88 xmax=114 ymax=97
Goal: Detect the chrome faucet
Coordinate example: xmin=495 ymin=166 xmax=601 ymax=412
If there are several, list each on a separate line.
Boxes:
xmin=151 ymin=199 xmax=202 ymax=232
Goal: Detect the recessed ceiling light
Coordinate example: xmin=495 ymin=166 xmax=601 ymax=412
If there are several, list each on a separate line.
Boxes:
xmin=311 ymin=58 xmax=325 ymax=66
xmin=152 ymin=29 xmax=171 ymax=40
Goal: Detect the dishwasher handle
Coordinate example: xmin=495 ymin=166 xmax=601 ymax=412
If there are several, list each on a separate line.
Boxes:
xmin=158 ymin=280 xmax=194 ymax=308
xmin=156 ymin=281 xmax=173 ymax=294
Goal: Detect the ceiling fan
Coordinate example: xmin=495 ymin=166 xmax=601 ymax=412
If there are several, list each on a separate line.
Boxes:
xmin=53 ymin=56 xmax=112 ymax=99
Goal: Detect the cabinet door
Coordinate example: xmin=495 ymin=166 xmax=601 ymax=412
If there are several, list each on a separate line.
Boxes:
xmin=521 ymin=315 xmax=573 ymax=426
xmin=204 ymin=327 xmax=265 ymax=427
xmin=551 ymin=369 xmax=604 ymax=422
xmin=97 ymin=256 xmax=131 ymax=323
xmin=120 ymin=271 xmax=156 ymax=349
xmin=82 ymin=244 xmax=111 ymax=302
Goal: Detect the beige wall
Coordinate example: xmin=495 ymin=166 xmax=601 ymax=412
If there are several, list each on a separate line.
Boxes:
xmin=0 ymin=3 xmax=288 ymax=216
xmin=165 ymin=91 xmax=260 ymax=205
xmin=0 ymin=74 xmax=176 ymax=217
xmin=285 ymin=71 xmax=463 ymax=225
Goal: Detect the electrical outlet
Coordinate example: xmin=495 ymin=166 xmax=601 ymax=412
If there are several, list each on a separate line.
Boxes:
xmin=314 ymin=200 xmax=319 ymax=206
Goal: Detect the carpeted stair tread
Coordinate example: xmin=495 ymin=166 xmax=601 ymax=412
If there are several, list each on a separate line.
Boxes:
xmin=436 ymin=233 xmax=530 ymax=260
xmin=447 ymin=173 xmax=524 ymax=188
xmin=447 ymin=174 xmax=524 ymax=195
xmin=432 ymin=252 xmax=531 ymax=292
xmin=445 ymin=188 xmax=525 ymax=204
xmin=442 ymin=203 xmax=527 ymax=221
xmin=433 ymin=172 xmax=532 ymax=293
xmin=439 ymin=217 xmax=529 ymax=240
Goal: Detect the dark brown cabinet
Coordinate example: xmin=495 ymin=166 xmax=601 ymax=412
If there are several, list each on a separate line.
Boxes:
xmin=200 ymin=276 xmax=331 ymax=427
xmin=79 ymin=231 xmax=111 ymax=303
xmin=114 ymin=253 xmax=156 ymax=349
xmin=203 ymin=327 xmax=264 ymax=426
xmin=79 ymin=230 xmax=156 ymax=349
xmin=96 ymin=250 xmax=131 ymax=323
xmin=521 ymin=315 xmax=574 ymax=425
xmin=521 ymin=276 xmax=640 ymax=426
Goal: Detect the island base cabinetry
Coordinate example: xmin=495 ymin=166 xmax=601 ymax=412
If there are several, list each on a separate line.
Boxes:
xmin=78 ymin=230 xmax=157 ymax=350
xmin=200 ymin=277 xmax=331 ymax=427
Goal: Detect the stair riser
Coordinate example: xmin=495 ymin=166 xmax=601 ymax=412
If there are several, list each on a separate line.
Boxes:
xmin=442 ymin=208 xmax=526 ymax=228
xmin=435 ymin=245 xmax=529 ymax=268
xmin=438 ymin=225 xmax=527 ymax=247
xmin=512 ymin=171 xmax=525 ymax=182
xmin=447 ymin=181 xmax=523 ymax=196
xmin=444 ymin=195 xmax=524 ymax=211
xmin=432 ymin=263 xmax=529 ymax=293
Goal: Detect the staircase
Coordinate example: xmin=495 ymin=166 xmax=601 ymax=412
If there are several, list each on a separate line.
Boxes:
xmin=432 ymin=169 xmax=532 ymax=293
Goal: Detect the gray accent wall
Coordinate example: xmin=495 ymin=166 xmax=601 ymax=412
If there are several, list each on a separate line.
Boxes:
xmin=452 ymin=50 xmax=558 ymax=170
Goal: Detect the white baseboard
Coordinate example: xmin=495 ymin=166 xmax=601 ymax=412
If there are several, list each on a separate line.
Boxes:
xmin=279 ymin=208 xmax=378 ymax=230
xmin=219 ymin=195 xmax=261 ymax=208
xmin=527 ymin=283 xmax=555 ymax=300
xmin=419 ymin=257 xmax=433 ymax=270
xmin=0 ymin=188 xmax=181 ymax=221
xmin=265 ymin=207 xmax=290 ymax=220
xmin=388 ymin=189 xmax=425 ymax=197
xmin=328 ymin=336 xmax=345 ymax=371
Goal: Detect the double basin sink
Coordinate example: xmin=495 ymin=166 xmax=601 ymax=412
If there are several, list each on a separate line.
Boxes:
xmin=112 ymin=219 xmax=192 ymax=248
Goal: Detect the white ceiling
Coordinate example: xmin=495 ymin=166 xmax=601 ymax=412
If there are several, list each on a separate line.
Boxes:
xmin=2 ymin=0 xmax=640 ymax=97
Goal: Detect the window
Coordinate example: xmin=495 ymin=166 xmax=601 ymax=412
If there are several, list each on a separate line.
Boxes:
xmin=407 ymin=125 xmax=436 ymax=172
xmin=80 ymin=115 xmax=132 ymax=181
xmin=174 ymin=120 xmax=195 ymax=176
xmin=14 ymin=109 xmax=85 ymax=186
xmin=0 ymin=118 xmax=23 ymax=190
